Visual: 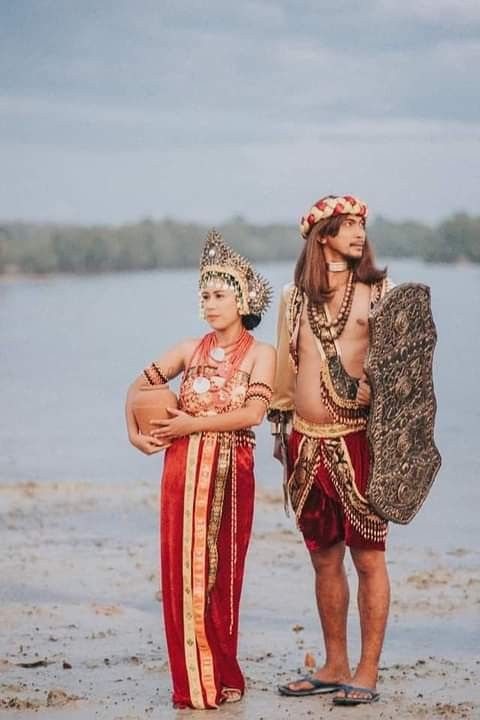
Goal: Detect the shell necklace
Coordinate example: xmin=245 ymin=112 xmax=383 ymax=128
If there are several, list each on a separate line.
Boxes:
xmin=192 ymin=329 xmax=253 ymax=394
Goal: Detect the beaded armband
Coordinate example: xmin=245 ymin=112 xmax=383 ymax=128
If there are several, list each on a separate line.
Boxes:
xmin=245 ymin=382 xmax=273 ymax=410
xmin=143 ymin=362 xmax=168 ymax=386
xmin=266 ymin=408 xmax=293 ymax=436
xmin=246 ymin=393 xmax=270 ymax=409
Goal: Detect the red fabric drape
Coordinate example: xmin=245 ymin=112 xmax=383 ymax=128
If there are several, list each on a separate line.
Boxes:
xmin=289 ymin=429 xmax=385 ymax=551
xmin=160 ymin=435 xmax=254 ymax=709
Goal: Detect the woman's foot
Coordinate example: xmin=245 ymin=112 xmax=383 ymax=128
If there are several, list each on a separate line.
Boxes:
xmin=221 ymin=688 xmax=242 ymax=704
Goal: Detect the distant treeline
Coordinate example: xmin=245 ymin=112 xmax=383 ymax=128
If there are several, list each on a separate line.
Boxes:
xmin=0 ymin=212 xmax=478 ymax=274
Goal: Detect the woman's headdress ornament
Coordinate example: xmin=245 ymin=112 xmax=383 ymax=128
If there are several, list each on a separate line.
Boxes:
xmin=199 ymin=229 xmax=272 ymax=317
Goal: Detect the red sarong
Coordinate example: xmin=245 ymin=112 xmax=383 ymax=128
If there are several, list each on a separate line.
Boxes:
xmin=289 ymin=428 xmax=386 ymax=551
xmin=160 ymin=433 xmax=254 ymax=709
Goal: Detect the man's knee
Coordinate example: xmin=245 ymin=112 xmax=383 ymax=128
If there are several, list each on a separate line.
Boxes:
xmin=350 ymin=547 xmax=387 ymax=576
xmin=309 ymin=542 xmax=345 ymax=575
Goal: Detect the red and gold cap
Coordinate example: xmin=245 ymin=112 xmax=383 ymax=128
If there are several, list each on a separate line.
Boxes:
xmin=299 ymin=195 xmax=368 ymax=239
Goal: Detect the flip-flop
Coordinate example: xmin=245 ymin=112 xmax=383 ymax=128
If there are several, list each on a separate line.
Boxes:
xmin=278 ymin=676 xmax=345 ymax=697
xmin=333 ymin=684 xmax=380 ymax=705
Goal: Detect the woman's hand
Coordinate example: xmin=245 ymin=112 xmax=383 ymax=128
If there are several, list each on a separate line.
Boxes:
xmin=356 ymin=373 xmax=372 ymax=407
xmin=150 ymin=408 xmax=199 ymax=441
xmin=129 ymin=432 xmax=168 ymax=455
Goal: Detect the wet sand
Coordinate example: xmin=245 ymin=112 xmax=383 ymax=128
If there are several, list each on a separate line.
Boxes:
xmin=0 ymin=481 xmax=478 ymax=719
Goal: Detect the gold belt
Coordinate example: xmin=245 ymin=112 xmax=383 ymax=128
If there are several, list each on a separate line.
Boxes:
xmin=215 ymin=428 xmax=256 ymax=447
xmin=293 ymin=413 xmax=365 ymax=438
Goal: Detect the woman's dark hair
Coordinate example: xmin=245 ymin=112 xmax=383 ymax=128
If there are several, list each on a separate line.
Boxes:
xmin=241 ymin=313 xmax=261 ymax=330
xmin=294 ymin=215 xmax=386 ymax=304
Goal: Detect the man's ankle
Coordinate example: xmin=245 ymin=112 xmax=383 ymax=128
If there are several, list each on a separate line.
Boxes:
xmin=351 ymin=663 xmax=379 ymax=686
xmin=314 ymin=662 xmax=351 ymax=680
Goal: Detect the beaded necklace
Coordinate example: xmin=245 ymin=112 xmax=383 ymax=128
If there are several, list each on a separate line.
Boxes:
xmin=308 ymin=272 xmax=356 ymax=341
xmin=189 ymin=330 xmax=253 ymax=396
xmin=305 ymin=273 xmax=369 ymax=427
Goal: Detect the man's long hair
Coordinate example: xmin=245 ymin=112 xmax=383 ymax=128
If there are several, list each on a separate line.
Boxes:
xmin=294 ymin=215 xmax=386 ymax=304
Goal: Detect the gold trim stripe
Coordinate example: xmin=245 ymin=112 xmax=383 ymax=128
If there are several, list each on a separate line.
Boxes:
xmin=340 ymin=436 xmax=369 ymax=505
xmin=182 ymin=434 xmax=205 ymax=709
xmin=293 ymin=414 xmax=362 ymax=438
xmin=192 ymin=434 xmax=218 ymax=708
xmin=207 ymin=436 xmax=231 ymax=591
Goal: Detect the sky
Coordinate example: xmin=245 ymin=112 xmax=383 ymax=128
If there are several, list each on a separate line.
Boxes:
xmin=1 ymin=0 xmax=479 ymax=225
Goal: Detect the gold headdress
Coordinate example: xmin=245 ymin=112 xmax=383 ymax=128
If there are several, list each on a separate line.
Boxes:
xmin=199 ymin=229 xmax=272 ymax=317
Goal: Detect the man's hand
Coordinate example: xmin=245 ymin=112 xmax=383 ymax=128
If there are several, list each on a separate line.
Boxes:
xmin=356 ymin=373 xmax=372 ymax=407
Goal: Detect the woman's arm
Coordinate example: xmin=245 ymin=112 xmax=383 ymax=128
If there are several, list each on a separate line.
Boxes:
xmin=125 ymin=338 xmax=195 ymax=454
xmin=151 ymin=342 xmax=277 ymax=440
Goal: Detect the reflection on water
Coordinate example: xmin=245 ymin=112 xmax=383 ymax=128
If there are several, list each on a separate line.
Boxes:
xmin=1 ymin=259 xmax=479 ymax=549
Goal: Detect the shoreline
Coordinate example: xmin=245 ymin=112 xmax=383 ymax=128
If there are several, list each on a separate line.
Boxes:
xmin=0 ymin=255 xmax=477 ymax=285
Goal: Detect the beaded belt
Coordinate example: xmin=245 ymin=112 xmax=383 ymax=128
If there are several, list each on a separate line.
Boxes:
xmin=210 ymin=428 xmax=255 ymax=447
xmin=234 ymin=428 xmax=256 ymax=447
xmin=293 ymin=413 xmax=365 ymax=438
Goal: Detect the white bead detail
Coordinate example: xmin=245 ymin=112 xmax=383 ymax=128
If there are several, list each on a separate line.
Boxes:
xmin=210 ymin=347 xmax=225 ymax=362
xmin=192 ymin=377 xmax=211 ymax=394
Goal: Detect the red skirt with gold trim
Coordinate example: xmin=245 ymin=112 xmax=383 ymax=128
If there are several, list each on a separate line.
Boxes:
xmin=160 ymin=432 xmax=254 ymax=709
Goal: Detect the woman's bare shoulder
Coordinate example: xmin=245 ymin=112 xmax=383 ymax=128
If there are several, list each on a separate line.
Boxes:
xmin=252 ymin=340 xmax=276 ymax=358
xmin=181 ymin=337 xmax=201 ymax=350
xmin=153 ymin=337 xmax=200 ymax=362
xmin=178 ymin=337 xmax=201 ymax=360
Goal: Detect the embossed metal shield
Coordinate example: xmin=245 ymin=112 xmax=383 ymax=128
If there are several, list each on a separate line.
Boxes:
xmin=365 ymin=283 xmax=441 ymax=524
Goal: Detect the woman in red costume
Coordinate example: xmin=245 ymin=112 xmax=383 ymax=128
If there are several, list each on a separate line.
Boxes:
xmin=125 ymin=230 xmax=275 ymax=709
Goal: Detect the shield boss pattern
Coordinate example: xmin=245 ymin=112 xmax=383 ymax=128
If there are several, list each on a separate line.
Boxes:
xmin=365 ymin=283 xmax=441 ymax=524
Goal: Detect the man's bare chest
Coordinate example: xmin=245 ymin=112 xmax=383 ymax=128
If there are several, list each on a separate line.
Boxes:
xmin=298 ymin=284 xmax=370 ymax=353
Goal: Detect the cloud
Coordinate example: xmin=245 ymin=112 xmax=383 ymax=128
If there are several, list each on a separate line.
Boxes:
xmin=378 ymin=0 xmax=480 ymax=24
xmin=0 ymin=1 xmax=478 ymax=223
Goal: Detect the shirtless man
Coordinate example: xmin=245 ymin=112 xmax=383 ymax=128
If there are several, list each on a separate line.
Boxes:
xmin=269 ymin=195 xmax=394 ymax=707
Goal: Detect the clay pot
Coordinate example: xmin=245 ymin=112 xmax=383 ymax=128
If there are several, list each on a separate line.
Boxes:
xmin=131 ymin=384 xmax=178 ymax=435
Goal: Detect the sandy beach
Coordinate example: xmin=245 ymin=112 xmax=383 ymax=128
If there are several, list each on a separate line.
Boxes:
xmin=0 ymin=480 xmax=478 ymax=720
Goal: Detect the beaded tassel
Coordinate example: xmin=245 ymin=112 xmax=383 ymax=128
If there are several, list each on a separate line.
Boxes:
xmin=229 ymin=435 xmax=238 ymax=636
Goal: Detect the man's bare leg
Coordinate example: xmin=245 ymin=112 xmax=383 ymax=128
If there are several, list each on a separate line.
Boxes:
xmin=335 ymin=547 xmax=390 ymax=701
xmin=286 ymin=541 xmax=352 ymax=691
